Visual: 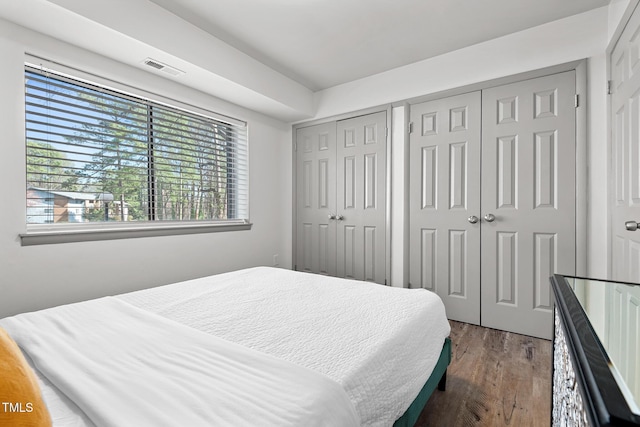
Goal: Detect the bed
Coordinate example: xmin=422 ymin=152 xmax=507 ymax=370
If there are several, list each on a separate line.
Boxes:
xmin=0 ymin=267 xmax=451 ymax=426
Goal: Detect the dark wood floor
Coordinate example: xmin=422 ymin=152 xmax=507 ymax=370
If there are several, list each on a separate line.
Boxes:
xmin=415 ymin=321 xmax=552 ymax=427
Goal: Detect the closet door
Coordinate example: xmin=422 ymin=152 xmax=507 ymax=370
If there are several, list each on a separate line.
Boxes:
xmin=608 ymin=4 xmax=640 ymax=399
xmin=409 ymin=92 xmax=482 ymax=324
xmin=295 ymin=122 xmax=337 ymax=276
xmin=611 ymin=2 xmax=640 ymax=284
xmin=336 ymin=111 xmax=387 ymax=283
xmin=481 ymin=71 xmax=576 ymax=339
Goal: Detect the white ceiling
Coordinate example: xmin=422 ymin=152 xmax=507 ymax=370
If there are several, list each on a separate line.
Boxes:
xmin=0 ymin=0 xmax=610 ymax=121
xmin=147 ymin=0 xmax=609 ymax=91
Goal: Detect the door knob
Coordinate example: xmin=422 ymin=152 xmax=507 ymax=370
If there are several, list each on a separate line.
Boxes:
xmin=336 ymin=215 xmax=344 ymax=221
xmin=625 ymin=220 xmax=640 ymax=231
xmin=484 ymin=213 xmax=496 ymax=222
xmin=328 ymin=214 xmax=336 ymax=220
xmin=468 ymin=215 xmax=479 ymax=224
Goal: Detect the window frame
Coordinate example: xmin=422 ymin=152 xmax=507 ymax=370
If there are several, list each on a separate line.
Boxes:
xmin=21 ymin=61 xmax=251 ymax=246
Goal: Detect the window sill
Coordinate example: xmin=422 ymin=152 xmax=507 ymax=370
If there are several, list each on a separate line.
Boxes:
xmin=20 ymin=221 xmax=252 ymax=246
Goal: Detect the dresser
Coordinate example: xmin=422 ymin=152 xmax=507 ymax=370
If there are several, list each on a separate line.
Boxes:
xmin=551 ymin=275 xmax=640 ymax=426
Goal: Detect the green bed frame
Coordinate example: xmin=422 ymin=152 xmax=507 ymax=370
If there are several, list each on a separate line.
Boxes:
xmin=392 ymin=337 xmax=452 ymax=427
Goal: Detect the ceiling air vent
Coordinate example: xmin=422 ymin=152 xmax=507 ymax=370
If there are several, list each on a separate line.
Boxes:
xmin=143 ymin=58 xmax=185 ymax=77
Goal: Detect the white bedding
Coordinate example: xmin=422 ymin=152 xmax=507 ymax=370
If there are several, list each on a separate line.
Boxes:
xmin=1 ymin=297 xmax=358 ymax=427
xmin=4 ymin=267 xmax=450 ymax=426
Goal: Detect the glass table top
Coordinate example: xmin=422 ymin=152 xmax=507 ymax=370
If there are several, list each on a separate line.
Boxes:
xmin=566 ymin=277 xmax=640 ymax=415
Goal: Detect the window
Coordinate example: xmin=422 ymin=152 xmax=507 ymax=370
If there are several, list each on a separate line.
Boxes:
xmin=24 ymin=65 xmax=249 ymax=243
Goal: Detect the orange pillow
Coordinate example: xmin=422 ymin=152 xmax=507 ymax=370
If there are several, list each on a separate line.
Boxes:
xmin=0 ymin=327 xmax=52 ymax=427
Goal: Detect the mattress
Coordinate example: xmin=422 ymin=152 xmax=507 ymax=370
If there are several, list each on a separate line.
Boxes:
xmin=6 ymin=267 xmax=450 ymax=426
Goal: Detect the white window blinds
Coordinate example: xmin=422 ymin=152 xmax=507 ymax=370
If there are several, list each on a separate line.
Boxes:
xmin=25 ymin=66 xmax=248 ymax=226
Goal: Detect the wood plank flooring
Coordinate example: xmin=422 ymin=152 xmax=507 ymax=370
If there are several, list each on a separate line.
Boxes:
xmin=415 ymin=321 xmax=552 ymax=427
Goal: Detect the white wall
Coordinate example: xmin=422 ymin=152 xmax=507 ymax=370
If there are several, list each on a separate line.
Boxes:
xmin=0 ymin=20 xmax=292 ymax=318
xmin=306 ymin=7 xmax=611 ymax=286
xmin=587 ymin=53 xmax=609 ymax=281
xmin=609 ymin=0 xmax=633 ymax=41
xmin=390 ymin=106 xmax=407 ymax=287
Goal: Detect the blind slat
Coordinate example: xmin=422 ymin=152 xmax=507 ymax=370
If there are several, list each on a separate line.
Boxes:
xmin=25 ymin=106 xmax=247 ymax=141
xmin=26 ymin=136 xmax=247 ymax=167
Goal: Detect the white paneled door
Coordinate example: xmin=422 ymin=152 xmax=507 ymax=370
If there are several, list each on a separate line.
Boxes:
xmin=336 ymin=112 xmax=387 ymax=283
xmin=295 ymin=122 xmax=337 ymax=276
xmin=409 ymin=72 xmax=576 ymax=339
xmin=608 ymin=2 xmax=640 ymax=400
xmin=409 ymin=92 xmax=482 ymax=324
xmin=295 ymin=111 xmax=387 ymax=284
xmin=481 ymin=72 xmax=576 ymax=339
xmin=611 ymin=4 xmax=640 ymax=284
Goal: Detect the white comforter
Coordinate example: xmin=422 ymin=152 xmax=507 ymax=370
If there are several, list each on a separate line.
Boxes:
xmin=4 ymin=267 xmax=450 ymax=426
xmin=1 ymin=297 xmax=359 ymax=427
xmin=119 ymin=267 xmax=450 ymax=426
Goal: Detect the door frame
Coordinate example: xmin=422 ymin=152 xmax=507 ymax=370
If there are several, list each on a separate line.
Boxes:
xmin=401 ymin=60 xmax=589 ymax=278
xmin=292 ymin=105 xmax=393 ymax=286
xmin=607 ymin=0 xmax=640 ymax=280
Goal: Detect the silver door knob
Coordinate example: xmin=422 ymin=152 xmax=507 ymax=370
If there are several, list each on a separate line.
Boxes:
xmin=328 ymin=214 xmax=336 ymax=220
xmin=468 ymin=215 xmax=479 ymax=224
xmin=484 ymin=213 xmax=496 ymax=222
xmin=336 ymin=215 xmax=344 ymax=221
xmin=625 ymin=220 xmax=639 ymax=231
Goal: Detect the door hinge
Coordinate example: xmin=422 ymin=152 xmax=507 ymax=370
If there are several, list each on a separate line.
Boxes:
xmin=607 ymin=80 xmax=613 ymax=95
xmin=294 ymin=141 xmax=297 ymax=151
xmin=408 ymin=122 xmax=414 ymax=134
xmin=574 ymin=94 xmax=579 ymax=108
xmin=385 ymin=127 xmax=389 ymax=137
